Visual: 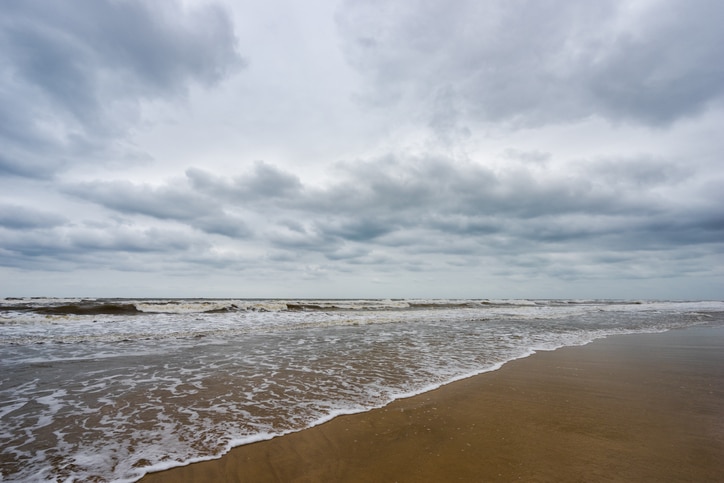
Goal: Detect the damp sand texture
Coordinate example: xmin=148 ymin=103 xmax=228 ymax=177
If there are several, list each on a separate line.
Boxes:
xmin=142 ymin=326 xmax=724 ymax=482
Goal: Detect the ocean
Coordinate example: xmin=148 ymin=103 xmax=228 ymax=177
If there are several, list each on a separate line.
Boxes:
xmin=1 ymin=298 xmax=723 ymax=482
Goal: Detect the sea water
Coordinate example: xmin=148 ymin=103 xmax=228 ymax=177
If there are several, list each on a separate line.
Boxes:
xmin=1 ymin=298 xmax=722 ymax=482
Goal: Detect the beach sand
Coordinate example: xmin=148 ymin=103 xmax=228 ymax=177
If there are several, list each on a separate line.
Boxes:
xmin=141 ymin=326 xmax=724 ymax=482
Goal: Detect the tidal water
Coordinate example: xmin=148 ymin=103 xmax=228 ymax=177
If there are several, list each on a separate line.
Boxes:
xmin=1 ymin=298 xmax=722 ymax=482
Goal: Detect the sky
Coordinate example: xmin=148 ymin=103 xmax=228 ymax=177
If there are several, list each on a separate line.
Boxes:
xmin=1 ymin=0 xmax=723 ymax=299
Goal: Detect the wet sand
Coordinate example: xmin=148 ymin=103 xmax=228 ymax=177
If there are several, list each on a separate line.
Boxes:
xmin=142 ymin=326 xmax=724 ymax=482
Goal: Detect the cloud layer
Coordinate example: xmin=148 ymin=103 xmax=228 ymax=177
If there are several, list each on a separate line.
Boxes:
xmin=1 ymin=0 xmax=722 ymax=298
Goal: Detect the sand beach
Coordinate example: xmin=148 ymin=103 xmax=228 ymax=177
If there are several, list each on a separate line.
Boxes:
xmin=142 ymin=325 xmax=724 ymax=482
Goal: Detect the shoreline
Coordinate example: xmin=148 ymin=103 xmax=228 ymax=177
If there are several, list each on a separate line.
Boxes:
xmin=141 ymin=325 xmax=724 ymax=482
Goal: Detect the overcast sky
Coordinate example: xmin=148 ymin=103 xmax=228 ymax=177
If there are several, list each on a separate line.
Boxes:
xmin=1 ymin=0 xmax=723 ymax=299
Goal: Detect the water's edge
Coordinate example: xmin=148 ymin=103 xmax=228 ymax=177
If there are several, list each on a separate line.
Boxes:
xmin=137 ymin=324 xmax=685 ymax=482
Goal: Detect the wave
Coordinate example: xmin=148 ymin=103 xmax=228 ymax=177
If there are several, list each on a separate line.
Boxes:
xmin=2 ymin=301 xmax=142 ymax=316
xmin=1 ymin=298 xmax=429 ymax=316
xmin=0 ymin=297 xmax=710 ymax=318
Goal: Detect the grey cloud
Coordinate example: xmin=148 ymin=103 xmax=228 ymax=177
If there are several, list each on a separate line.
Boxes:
xmin=427 ymin=215 xmax=502 ymax=236
xmin=312 ymin=156 xmax=634 ymax=222
xmin=64 ymin=180 xmax=251 ymax=238
xmin=194 ymin=215 xmax=252 ymax=239
xmin=638 ymin=212 xmax=724 ymax=246
xmin=6 ymin=153 xmax=721 ymax=281
xmin=337 ymin=0 xmax=724 ymax=130
xmin=502 ymin=149 xmax=552 ymax=166
xmin=0 ymin=0 xmax=243 ymax=178
xmin=50 ymin=148 xmax=720 ymax=273
xmin=66 ymin=181 xmax=218 ymax=220
xmin=183 ymin=155 xmax=721 ymax=259
xmin=324 ymin=245 xmax=371 ymax=262
xmin=331 ymin=157 xmax=716 ymax=259
xmin=187 ymin=161 xmax=303 ymax=202
xmin=584 ymin=157 xmax=691 ymax=188
xmin=266 ymin=225 xmax=341 ymax=253
xmin=322 ymin=217 xmax=398 ymax=242
xmin=292 ymin=156 xmax=484 ymax=219
xmin=588 ymin=0 xmax=724 ymax=125
xmin=241 ymin=162 xmax=304 ymax=198
xmin=0 ymin=204 xmax=68 ymax=229
xmin=69 ymin=226 xmax=195 ymax=254
xmin=0 ymin=223 xmax=199 ymax=271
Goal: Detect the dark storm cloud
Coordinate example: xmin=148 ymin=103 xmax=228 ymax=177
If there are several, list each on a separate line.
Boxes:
xmin=336 ymin=0 xmax=724 ymax=131
xmin=0 ymin=0 xmax=243 ymax=178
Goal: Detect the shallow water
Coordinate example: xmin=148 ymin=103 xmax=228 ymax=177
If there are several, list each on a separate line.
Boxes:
xmin=1 ymin=298 xmax=722 ymax=482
